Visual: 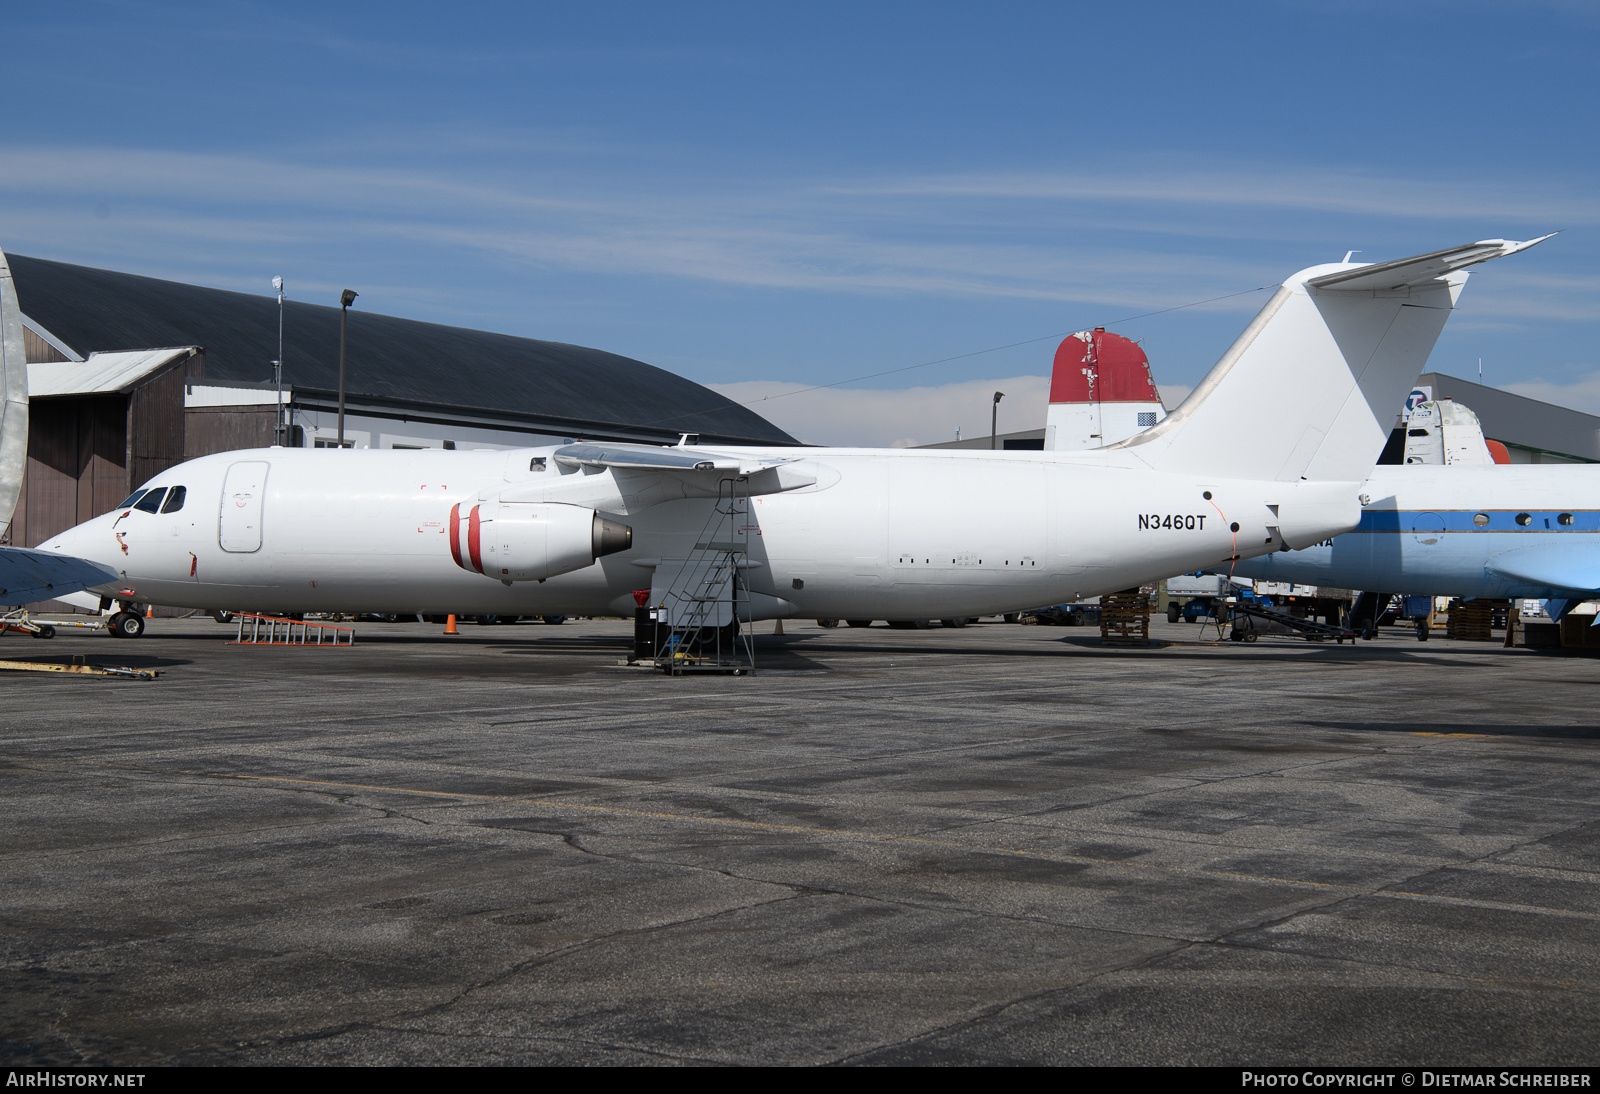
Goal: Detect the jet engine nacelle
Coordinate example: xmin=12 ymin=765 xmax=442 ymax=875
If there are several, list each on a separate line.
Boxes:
xmin=450 ymin=501 xmax=631 ymax=581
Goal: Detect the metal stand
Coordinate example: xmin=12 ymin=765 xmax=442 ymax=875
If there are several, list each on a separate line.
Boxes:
xmin=1228 ymin=601 xmax=1356 ymax=643
xmin=653 ymin=478 xmax=755 ymax=675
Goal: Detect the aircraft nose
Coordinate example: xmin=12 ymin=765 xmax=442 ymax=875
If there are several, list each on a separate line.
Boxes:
xmin=44 ymin=516 xmax=110 ymax=566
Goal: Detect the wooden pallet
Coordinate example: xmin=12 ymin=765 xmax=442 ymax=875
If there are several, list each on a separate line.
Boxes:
xmin=1100 ymin=590 xmax=1151 ymax=646
xmin=1446 ymin=598 xmax=1505 ymax=641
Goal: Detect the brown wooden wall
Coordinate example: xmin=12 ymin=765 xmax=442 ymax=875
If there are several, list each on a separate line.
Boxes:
xmin=184 ymin=404 xmax=276 ymax=458
xmin=11 ymin=352 xmax=202 ymax=548
xmin=23 ymin=327 xmax=70 ymax=364
xmin=12 ymin=396 xmax=128 ymax=548
xmin=127 ymin=363 xmax=190 ymax=491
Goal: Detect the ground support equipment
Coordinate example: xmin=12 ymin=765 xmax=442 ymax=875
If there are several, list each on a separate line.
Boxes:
xmin=0 ymin=654 xmax=159 ymax=679
xmin=652 ymin=478 xmax=756 ymax=676
xmin=1228 ymin=601 xmax=1357 ymax=643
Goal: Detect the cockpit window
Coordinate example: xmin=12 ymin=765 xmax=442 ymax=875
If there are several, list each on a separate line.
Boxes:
xmin=160 ymin=486 xmax=187 ymax=514
xmin=133 ymin=488 xmax=168 ymax=514
xmin=118 ymin=489 xmax=150 ymax=509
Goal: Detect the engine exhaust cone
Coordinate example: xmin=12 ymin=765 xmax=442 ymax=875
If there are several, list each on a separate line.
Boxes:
xmin=592 ymin=516 xmax=632 ymax=559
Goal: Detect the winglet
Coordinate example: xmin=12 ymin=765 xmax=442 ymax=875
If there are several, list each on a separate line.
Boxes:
xmin=1307 ymin=234 xmax=1557 ymax=292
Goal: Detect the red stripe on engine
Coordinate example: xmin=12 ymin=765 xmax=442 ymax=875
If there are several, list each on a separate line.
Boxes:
xmin=448 ymin=503 xmax=464 ymax=569
xmin=468 ymin=505 xmax=484 ymax=573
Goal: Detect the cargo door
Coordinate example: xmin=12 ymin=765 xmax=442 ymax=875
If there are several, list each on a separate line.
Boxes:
xmin=219 ymin=461 xmax=269 ymax=553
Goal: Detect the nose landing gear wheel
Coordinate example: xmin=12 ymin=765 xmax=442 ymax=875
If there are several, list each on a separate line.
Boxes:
xmin=108 ymin=611 xmax=145 ymax=638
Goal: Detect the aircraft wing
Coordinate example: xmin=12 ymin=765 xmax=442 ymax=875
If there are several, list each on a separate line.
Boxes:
xmin=554 ymin=442 xmax=742 ymax=473
xmin=0 ymin=545 xmax=120 ymax=608
xmin=1307 ymin=235 xmax=1556 ymax=292
xmin=552 ymin=442 xmax=799 ymax=476
xmin=1485 ymin=542 xmax=1600 ymax=596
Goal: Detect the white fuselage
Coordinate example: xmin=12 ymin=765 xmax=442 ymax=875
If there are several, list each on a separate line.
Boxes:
xmin=1232 ymin=465 xmax=1600 ymax=598
xmin=45 ymin=445 xmax=1357 ymax=620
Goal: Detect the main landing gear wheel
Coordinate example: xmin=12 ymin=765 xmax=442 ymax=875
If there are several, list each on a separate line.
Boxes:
xmin=108 ymin=612 xmax=145 ymax=639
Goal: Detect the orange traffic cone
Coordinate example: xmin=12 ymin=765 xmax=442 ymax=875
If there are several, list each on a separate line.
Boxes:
xmin=145 ymin=605 xmax=154 ymax=618
xmin=445 ymin=613 xmax=458 ymax=635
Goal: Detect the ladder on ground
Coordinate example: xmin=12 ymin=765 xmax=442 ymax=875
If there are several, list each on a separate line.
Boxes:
xmin=231 ymin=613 xmax=354 ymax=646
xmin=654 ymin=478 xmax=755 ymax=675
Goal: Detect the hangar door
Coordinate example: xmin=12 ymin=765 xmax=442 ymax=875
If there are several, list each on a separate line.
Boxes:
xmin=219 ymin=460 xmax=269 ymax=553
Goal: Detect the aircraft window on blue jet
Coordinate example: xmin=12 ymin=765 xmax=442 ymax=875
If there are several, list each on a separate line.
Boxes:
xmin=133 ymin=488 xmax=167 ymax=514
xmin=1516 ymin=513 xmax=1533 ymax=526
xmin=1559 ymin=513 xmax=1574 ymax=526
xmin=117 ymin=489 xmax=150 ymax=509
xmin=160 ymin=486 xmax=187 ymax=514
xmin=1473 ymin=513 xmax=1490 ymax=526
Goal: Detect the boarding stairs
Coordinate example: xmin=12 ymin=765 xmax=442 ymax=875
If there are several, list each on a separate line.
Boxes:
xmin=653 ymin=479 xmax=756 ymax=675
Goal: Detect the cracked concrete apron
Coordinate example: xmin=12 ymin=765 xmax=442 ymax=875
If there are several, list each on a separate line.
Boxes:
xmin=1 ymin=618 xmax=1598 ymax=1065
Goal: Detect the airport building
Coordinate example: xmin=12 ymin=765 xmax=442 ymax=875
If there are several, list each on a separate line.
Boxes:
xmin=7 ymin=253 xmax=794 ymax=551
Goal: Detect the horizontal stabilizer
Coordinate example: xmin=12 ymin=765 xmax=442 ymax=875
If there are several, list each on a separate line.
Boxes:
xmin=1111 ymin=234 xmax=1552 ymax=482
xmin=0 ymin=546 xmax=120 ymax=607
xmin=1486 ymin=542 xmax=1600 ymax=595
xmin=1308 ymin=236 xmax=1556 ymax=292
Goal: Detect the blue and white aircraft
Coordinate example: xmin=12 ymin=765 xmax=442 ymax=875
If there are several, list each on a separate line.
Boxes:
xmin=1230 ymin=464 xmax=1600 ymax=622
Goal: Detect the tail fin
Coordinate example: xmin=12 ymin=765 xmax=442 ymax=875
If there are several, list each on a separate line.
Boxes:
xmin=1044 ymin=328 xmax=1165 ymax=451
xmin=1109 ymin=236 xmax=1554 ymax=481
xmin=0 ymin=246 xmax=27 ymax=542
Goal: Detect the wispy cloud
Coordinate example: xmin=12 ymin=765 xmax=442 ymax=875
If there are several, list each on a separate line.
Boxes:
xmin=707 ymin=376 xmax=1193 ymax=448
xmin=826 ymin=166 xmax=1599 ymax=226
xmin=1501 ymin=372 xmax=1600 ymax=416
xmin=1 ymin=144 xmax=1591 ymax=342
xmin=708 ymin=376 xmax=1053 ymax=447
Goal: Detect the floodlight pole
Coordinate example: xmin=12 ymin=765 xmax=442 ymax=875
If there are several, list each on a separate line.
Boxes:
xmin=990 ymin=391 xmax=1005 ymax=450
xmin=337 ymin=289 xmax=358 ymax=446
xmin=272 ymin=276 xmax=284 ymax=445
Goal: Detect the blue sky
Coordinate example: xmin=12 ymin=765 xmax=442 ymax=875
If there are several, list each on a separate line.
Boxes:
xmin=4 ymin=1 xmax=1596 ymax=444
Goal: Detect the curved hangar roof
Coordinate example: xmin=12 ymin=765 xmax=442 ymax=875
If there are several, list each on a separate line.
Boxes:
xmin=10 ymin=254 xmax=795 ymax=446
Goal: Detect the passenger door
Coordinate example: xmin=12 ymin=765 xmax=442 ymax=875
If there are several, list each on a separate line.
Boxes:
xmin=219 ymin=461 xmax=269 ymax=553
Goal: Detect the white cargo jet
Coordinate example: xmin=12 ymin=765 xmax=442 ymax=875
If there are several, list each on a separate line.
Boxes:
xmin=41 ymin=238 xmax=1549 ymax=632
